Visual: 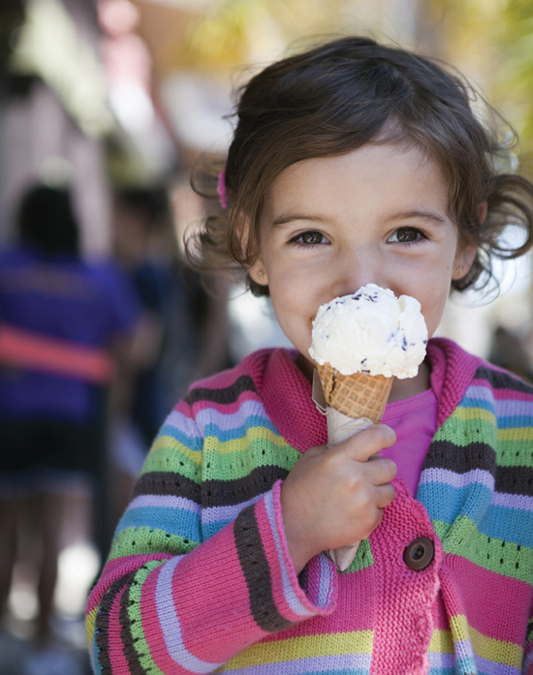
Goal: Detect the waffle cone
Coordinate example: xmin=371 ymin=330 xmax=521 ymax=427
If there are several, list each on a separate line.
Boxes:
xmin=316 ymin=363 xmax=393 ymax=424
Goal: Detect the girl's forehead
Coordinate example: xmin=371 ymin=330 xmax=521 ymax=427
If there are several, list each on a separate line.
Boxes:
xmin=256 ymin=147 xmax=454 ymax=241
xmin=267 ymin=143 xmax=444 ymax=196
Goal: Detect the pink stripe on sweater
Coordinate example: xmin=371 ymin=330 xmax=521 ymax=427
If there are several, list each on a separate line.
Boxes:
xmin=191 ymin=391 xmax=262 ymax=416
xmin=191 ymin=366 xmax=254 ymax=390
xmin=444 ymin=554 xmax=530 ymax=643
xmin=172 ymin=399 xmax=195 ymax=418
xmin=471 ymin=378 xmax=533 ymax=402
xmin=106 ymin=584 xmax=132 ymax=675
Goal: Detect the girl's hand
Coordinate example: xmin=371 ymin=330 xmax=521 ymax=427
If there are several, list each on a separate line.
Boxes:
xmin=280 ymin=424 xmax=397 ymax=574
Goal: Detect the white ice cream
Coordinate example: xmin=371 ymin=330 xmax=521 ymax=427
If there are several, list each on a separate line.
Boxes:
xmin=309 ymin=284 xmax=428 ymax=378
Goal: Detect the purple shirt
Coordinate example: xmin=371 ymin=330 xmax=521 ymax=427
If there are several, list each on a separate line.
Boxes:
xmin=0 ymin=247 xmax=140 ymax=421
xmin=381 ymin=388 xmax=438 ymax=496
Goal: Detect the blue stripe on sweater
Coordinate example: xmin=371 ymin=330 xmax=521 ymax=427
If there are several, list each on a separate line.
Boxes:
xmin=460 ymin=388 xmax=533 ymax=422
xmin=416 ymin=481 xmax=493 ymax=524
xmin=479 ymin=504 xmax=533 ymax=547
xmin=458 ymin=397 xmax=496 ymax=413
xmin=202 ymin=520 xmax=230 ymax=538
xmin=116 ymin=506 xmax=201 ymax=542
xmin=157 ymin=425 xmax=204 ymax=452
xmin=496 ymin=414 xmax=533 ymax=429
xmin=459 ymin=395 xmax=533 ymax=427
xmin=203 ymin=415 xmax=283 ymax=442
xmin=196 ymin=400 xmax=272 ymax=431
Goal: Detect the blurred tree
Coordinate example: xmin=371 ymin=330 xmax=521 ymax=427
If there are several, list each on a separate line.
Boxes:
xmin=157 ymin=0 xmax=349 ymax=73
xmin=136 ymin=0 xmax=432 ymax=80
xmin=422 ymin=0 xmax=533 ymax=163
xmin=495 ymin=0 xmax=533 ymax=161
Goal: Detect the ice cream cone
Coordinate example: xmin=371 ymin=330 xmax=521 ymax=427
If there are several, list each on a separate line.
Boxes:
xmin=315 ymin=362 xmax=393 ymax=572
xmin=316 ymin=362 xmax=393 ymax=424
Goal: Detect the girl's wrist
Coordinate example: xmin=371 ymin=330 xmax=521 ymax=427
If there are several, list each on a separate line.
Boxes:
xmin=284 ymin=528 xmax=313 ymax=576
xmin=280 ymin=485 xmax=315 ymax=575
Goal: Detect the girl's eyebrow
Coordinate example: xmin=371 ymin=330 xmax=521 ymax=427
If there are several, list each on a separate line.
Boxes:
xmin=271 ymin=212 xmax=327 ymax=228
xmin=386 ymin=209 xmax=446 ymax=224
xmin=271 ymin=209 xmax=446 ymax=228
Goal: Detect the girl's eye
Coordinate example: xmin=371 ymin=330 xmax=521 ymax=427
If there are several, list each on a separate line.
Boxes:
xmin=389 ymin=227 xmax=425 ymax=244
xmin=292 ymin=231 xmax=328 ymax=245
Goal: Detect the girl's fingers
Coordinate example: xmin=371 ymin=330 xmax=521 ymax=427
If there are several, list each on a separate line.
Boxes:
xmin=375 ymin=483 xmax=396 ymax=509
xmin=335 ymin=424 xmax=397 ymax=463
xmin=366 ymin=457 xmax=397 ymax=485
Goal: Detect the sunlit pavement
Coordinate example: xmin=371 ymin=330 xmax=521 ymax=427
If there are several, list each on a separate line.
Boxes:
xmin=1 ymin=541 xmax=99 ymax=675
xmin=0 ymin=621 xmax=91 ymax=675
xmin=0 ymin=615 xmax=93 ymax=675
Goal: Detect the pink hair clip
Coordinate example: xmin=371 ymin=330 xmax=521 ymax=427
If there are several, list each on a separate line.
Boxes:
xmin=217 ymin=170 xmax=228 ymax=209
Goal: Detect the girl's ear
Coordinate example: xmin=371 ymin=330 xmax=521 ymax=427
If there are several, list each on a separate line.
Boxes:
xmin=248 ymin=256 xmax=269 ymax=286
xmin=239 ymin=218 xmax=269 ymax=286
xmin=452 ymin=201 xmax=486 ymax=280
xmin=452 ymin=243 xmax=477 ymax=280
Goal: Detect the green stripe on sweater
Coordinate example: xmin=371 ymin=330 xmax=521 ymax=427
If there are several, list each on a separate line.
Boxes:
xmin=203 ymin=439 xmax=300 ymax=481
xmin=108 ymin=526 xmax=199 ymax=561
xmin=434 ymin=517 xmax=533 ymax=581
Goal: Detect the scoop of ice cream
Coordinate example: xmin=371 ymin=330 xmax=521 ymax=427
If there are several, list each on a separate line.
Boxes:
xmin=308 ymin=284 xmax=428 ymax=378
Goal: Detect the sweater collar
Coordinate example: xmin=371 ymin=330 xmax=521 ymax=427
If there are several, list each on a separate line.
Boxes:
xmin=426 ymin=337 xmax=483 ymax=428
xmin=243 ymin=338 xmax=483 ymax=451
xmin=243 ymin=348 xmax=327 ymax=452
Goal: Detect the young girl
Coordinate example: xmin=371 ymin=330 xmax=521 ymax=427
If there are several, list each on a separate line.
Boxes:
xmin=86 ymin=37 xmax=533 ymax=675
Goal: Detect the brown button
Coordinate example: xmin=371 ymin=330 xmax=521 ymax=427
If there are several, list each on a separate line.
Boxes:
xmin=403 ymin=537 xmax=434 ymax=571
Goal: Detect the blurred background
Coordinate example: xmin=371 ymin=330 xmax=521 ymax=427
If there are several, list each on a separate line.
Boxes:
xmin=0 ymin=1 xmax=532 ymax=673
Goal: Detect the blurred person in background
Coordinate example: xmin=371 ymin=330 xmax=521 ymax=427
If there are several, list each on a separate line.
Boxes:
xmin=488 ymin=324 xmax=533 ymax=382
xmin=164 ymin=175 xmax=231 ymax=398
xmin=110 ymin=186 xmax=173 ymax=524
xmin=112 ymin=187 xmax=172 ymax=444
xmin=0 ymin=184 xmax=140 ymax=675
xmin=109 ymin=184 xmax=230 ymax=522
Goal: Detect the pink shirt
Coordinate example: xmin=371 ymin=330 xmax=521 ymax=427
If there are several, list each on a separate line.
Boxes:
xmin=381 ymin=388 xmax=437 ymax=496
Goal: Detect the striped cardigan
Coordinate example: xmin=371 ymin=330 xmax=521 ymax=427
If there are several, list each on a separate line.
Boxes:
xmin=86 ymin=337 xmax=533 ymax=675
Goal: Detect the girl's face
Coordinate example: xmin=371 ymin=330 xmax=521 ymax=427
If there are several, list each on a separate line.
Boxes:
xmin=249 ymin=143 xmax=477 ymax=382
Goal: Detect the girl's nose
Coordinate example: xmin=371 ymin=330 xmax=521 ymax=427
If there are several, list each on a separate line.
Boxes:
xmin=332 ymin=249 xmax=384 ymax=297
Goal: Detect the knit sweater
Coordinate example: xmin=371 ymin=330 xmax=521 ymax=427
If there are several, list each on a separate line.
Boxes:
xmin=86 ymin=338 xmax=533 ymax=675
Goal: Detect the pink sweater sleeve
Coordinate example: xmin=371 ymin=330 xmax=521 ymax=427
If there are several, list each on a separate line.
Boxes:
xmin=87 ymin=481 xmax=337 ymax=674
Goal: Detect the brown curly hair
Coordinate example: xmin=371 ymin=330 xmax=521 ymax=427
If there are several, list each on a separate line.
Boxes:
xmin=187 ymin=36 xmax=533 ymax=297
